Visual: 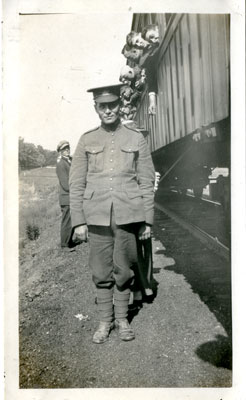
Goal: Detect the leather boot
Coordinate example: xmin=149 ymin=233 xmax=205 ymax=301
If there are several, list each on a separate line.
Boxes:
xmin=115 ymin=319 xmax=135 ymax=341
xmin=93 ymin=321 xmax=115 ymax=344
xmin=114 ymin=286 xmax=135 ymax=341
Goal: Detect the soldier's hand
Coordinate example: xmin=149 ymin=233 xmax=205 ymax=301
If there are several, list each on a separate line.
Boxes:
xmin=74 ymin=225 xmax=88 ymax=242
xmin=148 ymin=93 xmax=157 ymax=115
xmin=138 ymin=224 xmax=152 ymax=241
xmin=148 ymin=104 xmax=156 ymax=115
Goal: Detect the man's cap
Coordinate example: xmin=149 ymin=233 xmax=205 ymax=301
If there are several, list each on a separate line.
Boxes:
xmin=57 ymin=140 xmax=70 ymax=152
xmin=87 ymin=83 xmax=124 ymax=103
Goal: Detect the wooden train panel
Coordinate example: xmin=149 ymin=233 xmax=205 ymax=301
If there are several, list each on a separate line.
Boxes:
xmin=133 ymin=14 xmax=230 ymax=154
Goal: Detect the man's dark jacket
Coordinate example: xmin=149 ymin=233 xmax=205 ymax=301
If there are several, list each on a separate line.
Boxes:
xmin=56 ymin=156 xmax=72 ymax=206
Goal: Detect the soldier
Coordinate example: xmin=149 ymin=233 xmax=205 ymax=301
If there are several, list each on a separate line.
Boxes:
xmin=69 ymin=84 xmax=155 ymax=344
xmin=56 ymin=140 xmax=75 ymax=252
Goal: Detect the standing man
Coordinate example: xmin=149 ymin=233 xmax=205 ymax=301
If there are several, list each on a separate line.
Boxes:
xmin=56 ymin=140 xmax=75 ymax=252
xmin=69 ymin=84 xmax=155 ymax=344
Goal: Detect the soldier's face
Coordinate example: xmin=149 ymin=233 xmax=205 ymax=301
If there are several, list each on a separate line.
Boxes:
xmin=145 ymin=28 xmax=159 ymax=44
xmin=95 ymin=100 xmax=120 ymax=125
xmin=123 ymin=47 xmax=142 ymax=63
xmin=131 ymin=33 xmax=148 ymax=49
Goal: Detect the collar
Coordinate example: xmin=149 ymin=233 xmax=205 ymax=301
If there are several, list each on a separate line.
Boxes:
xmin=101 ymin=119 xmax=122 ymax=132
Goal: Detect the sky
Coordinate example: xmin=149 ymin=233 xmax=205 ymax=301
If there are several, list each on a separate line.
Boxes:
xmin=19 ymin=12 xmax=132 ymax=152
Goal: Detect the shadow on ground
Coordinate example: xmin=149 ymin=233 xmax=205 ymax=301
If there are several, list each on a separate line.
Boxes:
xmin=195 ymin=334 xmax=232 ymax=370
xmin=153 ymin=208 xmax=232 ymax=370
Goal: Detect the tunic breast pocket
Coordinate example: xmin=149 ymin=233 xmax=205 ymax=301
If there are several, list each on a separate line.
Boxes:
xmin=85 ymin=145 xmax=104 ymax=172
xmin=120 ymin=144 xmax=138 ymax=171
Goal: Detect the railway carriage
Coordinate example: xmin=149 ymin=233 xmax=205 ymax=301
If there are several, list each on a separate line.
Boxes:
xmin=129 ymin=13 xmax=230 ymax=206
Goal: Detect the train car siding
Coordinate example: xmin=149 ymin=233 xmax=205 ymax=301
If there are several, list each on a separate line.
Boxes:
xmin=133 ymin=14 xmax=230 ymax=154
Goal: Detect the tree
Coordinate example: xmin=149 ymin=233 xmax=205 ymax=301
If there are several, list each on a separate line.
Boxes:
xmin=44 ymin=150 xmax=57 ymax=166
xmin=18 ymin=138 xmax=56 ymax=170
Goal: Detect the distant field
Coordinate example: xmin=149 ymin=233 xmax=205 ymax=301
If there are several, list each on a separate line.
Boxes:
xmin=20 ymin=166 xmax=57 ymax=185
xmin=19 ymin=167 xmax=60 ymax=255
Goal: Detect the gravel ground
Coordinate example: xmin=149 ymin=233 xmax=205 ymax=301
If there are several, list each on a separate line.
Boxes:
xmin=19 ymin=209 xmax=232 ymax=388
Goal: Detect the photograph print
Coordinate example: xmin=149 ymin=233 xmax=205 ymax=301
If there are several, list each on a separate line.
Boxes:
xmin=16 ymin=9 xmax=233 ymax=392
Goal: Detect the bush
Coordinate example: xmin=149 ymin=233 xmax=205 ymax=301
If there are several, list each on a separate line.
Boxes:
xmin=19 ymin=167 xmax=60 ymax=248
xmin=26 ymin=223 xmax=40 ymax=241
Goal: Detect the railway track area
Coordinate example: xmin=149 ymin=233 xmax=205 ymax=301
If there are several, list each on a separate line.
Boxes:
xmin=155 ymin=189 xmax=230 ymax=260
xmin=151 ymin=204 xmax=232 ymax=377
xmin=18 ymin=168 xmax=232 ymax=387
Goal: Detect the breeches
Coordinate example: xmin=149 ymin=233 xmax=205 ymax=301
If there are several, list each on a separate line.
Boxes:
xmin=88 ymin=208 xmax=140 ymax=289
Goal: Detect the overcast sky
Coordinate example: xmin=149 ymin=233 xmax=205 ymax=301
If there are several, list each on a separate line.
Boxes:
xmin=19 ymin=13 xmax=132 ymax=152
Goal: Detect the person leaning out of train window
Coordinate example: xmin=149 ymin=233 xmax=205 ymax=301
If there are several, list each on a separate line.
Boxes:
xmin=124 ymin=28 xmax=159 ymax=115
xmin=126 ymin=26 xmax=159 ymax=54
xmin=56 ymin=140 xmax=76 ymax=253
xmin=141 ymin=24 xmax=160 ymax=50
xmin=141 ymin=25 xmax=160 ymax=115
xmin=126 ymin=31 xmax=149 ymax=50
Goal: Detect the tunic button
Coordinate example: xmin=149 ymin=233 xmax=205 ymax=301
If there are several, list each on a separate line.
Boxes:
xmin=110 ymin=187 xmax=113 ymax=191
xmin=110 ymin=159 xmax=113 ymax=162
xmin=92 ymin=150 xmax=95 ymax=153
xmin=110 ymin=177 xmax=113 ymax=181
xmin=111 ymin=149 xmax=114 ymax=153
xmin=111 ymin=140 xmax=114 ymax=144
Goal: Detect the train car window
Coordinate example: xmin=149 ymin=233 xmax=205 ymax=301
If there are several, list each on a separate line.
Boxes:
xmin=151 ymin=14 xmax=157 ymax=24
xmin=143 ymin=14 xmax=149 ymax=26
xmin=157 ymin=14 xmax=168 ymax=40
xmin=132 ymin=13 xmax=141 ymax=33
xmin=137 ymin=15 xmax=142 ymax=33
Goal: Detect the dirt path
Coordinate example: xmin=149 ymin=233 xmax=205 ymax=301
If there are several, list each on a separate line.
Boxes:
xmin=19 ymin=207 xmax=232 ymax=388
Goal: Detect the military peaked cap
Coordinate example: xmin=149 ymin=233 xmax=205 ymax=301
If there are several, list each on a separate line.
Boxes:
xmin=87 ymin=83 xmax=124 ymax=103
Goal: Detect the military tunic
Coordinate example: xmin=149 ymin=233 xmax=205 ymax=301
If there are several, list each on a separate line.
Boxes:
xmin=69 ymin=123 xmax=155 ymax=228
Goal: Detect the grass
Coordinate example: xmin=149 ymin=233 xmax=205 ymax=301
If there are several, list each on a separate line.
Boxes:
xmin=19 ymin=167 xmax=61 ymax=254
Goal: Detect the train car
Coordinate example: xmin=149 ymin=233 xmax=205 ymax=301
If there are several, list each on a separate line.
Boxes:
xmin=128 ymin=13 xmax=230 ymax=205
